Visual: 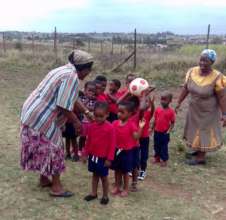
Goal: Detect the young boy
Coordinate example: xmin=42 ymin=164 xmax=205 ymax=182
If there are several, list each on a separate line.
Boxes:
xmin=95 ymin=75 xmax=108 ymax=102
xmin=112 ymin=101 xmax=145 ymax=197
xmin=138 ymin=96 xmax=155 ymax=180
xmin=83 ymin=102 xmax=115 ymax=205
xmin=106 ymin=79 xmax=121 ymax=122
xmin=152 ymin=92 xmax=175 ymax=167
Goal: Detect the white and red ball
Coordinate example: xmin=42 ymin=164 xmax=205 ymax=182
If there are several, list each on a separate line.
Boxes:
xmin=129 ymin=77 xmax=149 ymax=97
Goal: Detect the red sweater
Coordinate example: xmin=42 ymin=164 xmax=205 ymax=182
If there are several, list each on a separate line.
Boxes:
xmin=83 ymin=121 xmax=116 ymax=161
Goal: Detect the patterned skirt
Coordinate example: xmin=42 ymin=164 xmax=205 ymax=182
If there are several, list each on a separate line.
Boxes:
xmin=20 ymin=125 xmax=65 ymax=177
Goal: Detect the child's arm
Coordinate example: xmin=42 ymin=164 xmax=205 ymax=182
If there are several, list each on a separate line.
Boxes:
xmin=116 ymin=90 xmax=131 ymax=104
xmin=107 ymin=93 xmax=117 ymax=103
xmin=167 ymin=122 xmax=175 ymax=133
xmin=133 ymin=119 xmax=146 ymax=140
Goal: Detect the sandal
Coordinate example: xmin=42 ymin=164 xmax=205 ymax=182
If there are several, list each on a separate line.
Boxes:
xmin=84 ymin=194 xmax=98 ymax=201
xmin=49 ymin=191 xmax=74 ymax=198
xmin=100 ymin=197 xmax=109 ymax=205
xmin=186 ymin=159 xmax=206 ymax=166
xmin=111 ymin=187 xmax=121 ymax=196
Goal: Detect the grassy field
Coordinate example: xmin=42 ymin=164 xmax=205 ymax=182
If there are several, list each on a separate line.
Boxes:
xmin=0 ymin=46 xmax=226 ymax=220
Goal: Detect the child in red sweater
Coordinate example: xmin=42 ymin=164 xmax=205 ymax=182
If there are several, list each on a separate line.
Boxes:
xmin=112 ymin=101 xmax=145 ymax=197
xmin=83 ymin=101 xmax=116 ymax=205
xmin=106 ymin=79 xmax=121 ymax=123
xmin=152 ymin=92 xmax=175 ymax=167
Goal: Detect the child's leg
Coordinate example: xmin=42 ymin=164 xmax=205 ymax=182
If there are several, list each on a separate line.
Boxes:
xmin=140 ymin=137 xmax=150 ymax=171
xmin=120 ymin=173 xmax=129 ymax=197
xmin=112 ymin=171 xmax=122 ymax=194
xmin=65 ymin=137 xmax=71 ymax=158
xmin=153 ymin=132 xmax=160 ymax=163
xmin=79 ymin=136 xmax=86 ymax=151
xmin=131 ymin=168 xmax=138 ymax=191
xmin=91 ymin=173 xmax=99 ymax=196
xmin=71 ymin=137 xmax=79 ymax=161
xmin=160 ymin=133 xmax=169 ymax=167
xmin=101 ymin=176 xmax=109 ymax=198
xmin=84 ymin=173 xmax=99 ymax=201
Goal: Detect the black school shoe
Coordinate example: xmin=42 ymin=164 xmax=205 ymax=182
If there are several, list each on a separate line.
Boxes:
xmin=84 ymin=194 xmax=97 ymax=201
xmin=100 ymin=197 xmax=109 ymax=205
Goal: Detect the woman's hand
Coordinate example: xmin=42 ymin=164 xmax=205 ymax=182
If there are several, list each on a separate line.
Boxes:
xmin=85 ymin=111 xmax=94 ymax=121
xmin=74 ymin=121 xmax=82 ymax=134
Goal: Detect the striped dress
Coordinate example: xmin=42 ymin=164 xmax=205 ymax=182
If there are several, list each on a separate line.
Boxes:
xmin=20 ymin=63 xmax=79 ymax=176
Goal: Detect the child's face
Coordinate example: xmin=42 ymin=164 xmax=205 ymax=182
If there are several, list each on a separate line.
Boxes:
xmin=109 ymin=81 xmax=118 ymax=94
xmin=95 ymin=83 xmax=103 ymax=95
xmin=126 ymin=75 xmax=135 ymax=87
xmin=84 ymin=84 xmax=96 ymax=99
xmin=94 ymin=108 xmax=108 ymax=124
xmin=117 ymin=105 xmax=131 ymax=121
xmin=101 ymin=81 xmax=107 ymax=93
xmin=160 ymin=95 xmax=171 ymax=108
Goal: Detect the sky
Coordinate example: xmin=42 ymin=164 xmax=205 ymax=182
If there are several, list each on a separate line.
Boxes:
xmin=0 ymin=0 xmax=226 ymax=34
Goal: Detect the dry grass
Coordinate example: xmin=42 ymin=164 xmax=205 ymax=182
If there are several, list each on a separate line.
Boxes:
xmin=0 ymin=46 xmax=226 ymax=220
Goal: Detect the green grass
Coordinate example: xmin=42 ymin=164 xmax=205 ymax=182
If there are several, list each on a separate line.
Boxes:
xmin=0 ymin=46 xmax=226 ymax=220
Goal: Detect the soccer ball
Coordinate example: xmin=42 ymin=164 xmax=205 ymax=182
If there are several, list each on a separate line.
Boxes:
xmin=129 ymin=78 xmax=149 ymax=97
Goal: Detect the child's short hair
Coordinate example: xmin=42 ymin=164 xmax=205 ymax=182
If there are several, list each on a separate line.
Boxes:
xmin=111 ymin=79 xmax=121 ymax=89
xmin=94 ymin=101 xmax=109 ymax=112
xmin=118 ymin=101 xmax=135 ymax=113
xmin=95 ymin=75 xmax=107 ymax=82
xmin=161 ymin=91 xmax=173 ymax=101
xmin=84 ymin=81 xmax=96 ymax=89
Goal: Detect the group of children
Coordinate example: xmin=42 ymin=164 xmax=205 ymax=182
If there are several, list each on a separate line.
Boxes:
xmin=63 ymin=73 xmax=176 ymax=205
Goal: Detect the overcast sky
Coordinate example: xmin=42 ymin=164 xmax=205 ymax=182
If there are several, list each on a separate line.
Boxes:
xmin=1 ymin=0 xmax=226 ymax=34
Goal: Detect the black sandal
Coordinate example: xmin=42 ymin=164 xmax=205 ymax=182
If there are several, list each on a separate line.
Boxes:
xmin=49 ymin=191 xmax=74 ymax=198
xmin=100 ymin=197 xmax=109 ymax=205
xmin=84 ymin=194 xmax=98 ymax=201
xmin=186 ymin=159 xmax=206 ymax=166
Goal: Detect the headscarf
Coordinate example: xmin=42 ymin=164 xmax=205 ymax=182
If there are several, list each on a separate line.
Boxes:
xmin=70 ymin=50 xmax=93 ymax=65
xmin=201 ymin=49 xmax=217 ymax=63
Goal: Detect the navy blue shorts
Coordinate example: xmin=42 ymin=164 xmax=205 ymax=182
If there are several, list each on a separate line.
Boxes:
xmin=111 ymin=149 xmax=133 ymax=173
xmin=62 ymin=123 xmax=77 ymax=138
xmin=132 ymin=147 xmax=140 ymax=170
xmin=88 ymin=155 xmax=109 ymax=177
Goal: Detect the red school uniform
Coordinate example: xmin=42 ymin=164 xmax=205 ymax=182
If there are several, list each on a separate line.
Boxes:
xmin=154 ymin=107 xmax=175 ymax=133
xmin=96 ymin=93 xmax=108 ymax=102
xmin=141 ymin=110 xmax=153 ymax=138
xmin=83 ymin=121 xmax=116 ymax=161
xmin=106 ymin=92 xmax=121 ymax=114
xmin=117 ymin=87 xmax=128 ymax=97
xmin=113 ymin=119 xmax=138 ymax=150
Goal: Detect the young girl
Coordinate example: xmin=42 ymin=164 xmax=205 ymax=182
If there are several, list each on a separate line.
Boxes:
xmin=78 ymin=81 xmax=96 ymax=154
xmin=83 ymin=102 xmax=115 ymax=205
xmin=112 ymin=101 xmax=145 ymax=197
xmin=152 ymin=92 xmax=175 ymax=167
xmin=106 ymin=79 xmax=121 ymax=123
xmin=95 ymin=75 xmax=108 ymax=102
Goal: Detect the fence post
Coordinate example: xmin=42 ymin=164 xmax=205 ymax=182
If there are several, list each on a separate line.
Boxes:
xmin=32 ymin=33 xmax=35 ymax=58
xmin=111 ymin=37 xmax=114 ymax=55
xmin=72 ymin=39 xmax=76 ymax=50
xmin=133 ymin=28 xmax=137 ymax=70
xmin=120 ymin=38 xmax=123 ymax=55
xmin=2 ymin=32 xmax=6 ymax=53
xmin=53 ymin=27 xmax=57 ymax=62
xmin=100 ymin=40 xmax=103 ymax=54
xmin=206 ymin=24 xmax=210 ymax=49
xmin=88 ymin=39 xmax=91 ymax=52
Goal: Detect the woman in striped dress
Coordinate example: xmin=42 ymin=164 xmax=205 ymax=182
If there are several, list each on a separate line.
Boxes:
xmin=20 ymin=50 xmax=94 ymax=197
